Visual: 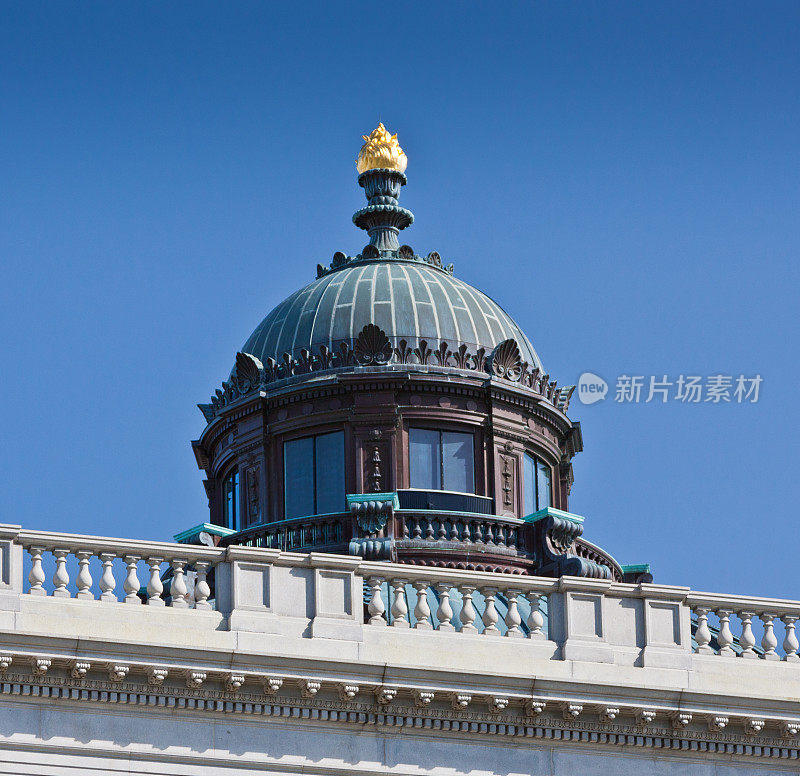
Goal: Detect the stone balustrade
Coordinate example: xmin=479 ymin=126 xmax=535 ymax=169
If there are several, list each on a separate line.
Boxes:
xmin=1 ymin=523 xmax=800 ymax=666
xmin=11 ymin=527 xmax=224 ymax=609
xmin=687 ymin=592 xmax=800 ymax=662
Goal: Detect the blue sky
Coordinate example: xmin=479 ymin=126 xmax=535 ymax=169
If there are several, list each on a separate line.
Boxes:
xmin=1 ymin=2 xmax=798 ymax=597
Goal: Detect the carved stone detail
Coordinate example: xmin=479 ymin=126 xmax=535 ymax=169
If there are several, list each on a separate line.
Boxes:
xmin=377 ymin=687 xmax=397 ymax=705
xmin=339 ymin=684 xmax=360 ymax=701
xmin=489 ymin=697 xmax=509 ymax=714
xmin=186 ymin=671 xmax=207 ymax=688
xmin=354 ymin=324 xmax=392 ymax=365
xmin=70 ymin=661 xmax=91 ymax=679
xmin=227 ymin=674 xmax=245 ymax=692
xmin=263 ymin=676 xmax=283 ymax=695
xmin=32 ymin=658 xmax=51 ymax=676
xmin=526 ymin=699 xmax=546 ymax=717
xmin=109 ymin=665 xmax=129 ymax=682
xmin=148 ymin=667 xmax=168 ymax=685
xmin=490 ymin=339 xmax=523 ymax=381
xmin=636 ymin=708 xmax=656 ymax=726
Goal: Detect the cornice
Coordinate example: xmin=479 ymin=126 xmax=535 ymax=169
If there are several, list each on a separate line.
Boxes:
xmin=0 ymin=652 xmax=798 ymax=761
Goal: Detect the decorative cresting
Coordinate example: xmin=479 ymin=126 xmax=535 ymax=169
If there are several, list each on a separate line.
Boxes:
xmin=353 ymin=123 xmax=414 ymax=252
xmin=526 ymin=508 xmax=612 ymax=580
xmin=199 ymin=328 xmax=575 ymax=422
xmin=316 ymin=245 xmax=453 ymax=278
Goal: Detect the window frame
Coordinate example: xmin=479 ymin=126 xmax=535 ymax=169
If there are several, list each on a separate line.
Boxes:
xmin=283 ymin=430 xmax=345 ymax=519
xmin=222 ymin=466 xmax=240 ymax=530
xmin=408 ymin=427 xmax=476 ymax=495
xmin=523 ymin=451 xmax=552 ymax=515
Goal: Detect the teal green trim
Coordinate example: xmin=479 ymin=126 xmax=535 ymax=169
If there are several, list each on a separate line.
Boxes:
xmin=397 ymin=508 xmax=511 ymax=519
xmin=621 ymin=563 xmax=651 ymax=574
xmin=173 ymin=523 xmax=236 ymax=544
xmin=346 ymin=492 xmax=400 ymax=510
xmin=522 ymin=507 xmax=585 ymax=525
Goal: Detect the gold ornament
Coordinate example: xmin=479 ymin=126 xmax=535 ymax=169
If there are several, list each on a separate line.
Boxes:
xmin=356 ymin=123 xmax=407 ymax=174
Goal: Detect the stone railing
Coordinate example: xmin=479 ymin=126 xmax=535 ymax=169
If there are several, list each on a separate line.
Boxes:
xmin=687 ymin=592 xmax=800 ymax=662
xmin=11 ymin=526 xmax=224 ymax=609
xmin=2 ymin=523 xmax=800 ymax=665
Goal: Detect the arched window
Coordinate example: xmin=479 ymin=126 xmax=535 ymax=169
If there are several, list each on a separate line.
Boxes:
xmin=283 ymin=431 xmax=345 ymax=519
xmin=523 ymin=453 xmax=551 ymax=516
xmin=222 ymin=467 xmax=240 ymax=530
xmin=409 ymin=429 xmax=475 ymax=494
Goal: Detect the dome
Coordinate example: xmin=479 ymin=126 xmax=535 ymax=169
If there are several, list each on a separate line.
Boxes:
xmin=241 ymin=259 xmax=542 ymax=371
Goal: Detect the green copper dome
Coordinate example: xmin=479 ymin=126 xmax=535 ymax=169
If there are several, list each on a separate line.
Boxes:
xmin=242 ymin=259 xmax=542 ymax=371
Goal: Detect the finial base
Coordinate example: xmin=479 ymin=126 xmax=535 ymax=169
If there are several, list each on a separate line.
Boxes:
xmin=353 ymin=168 xmax=413 ymax=251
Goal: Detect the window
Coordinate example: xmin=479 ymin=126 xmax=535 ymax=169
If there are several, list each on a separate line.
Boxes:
xmin=222 ymin=467 xmax=239 ymax=529
xmin=409 ymin=428 xmax=475 ymax=493
xmin=284 ymin=431 xmax=345 ymax=519
xmin=523 ymin=453 xmax=552 ymax=516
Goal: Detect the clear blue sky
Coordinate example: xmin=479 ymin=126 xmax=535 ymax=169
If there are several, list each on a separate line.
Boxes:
xmin=1 ymin=2 xmax=797 ymax=597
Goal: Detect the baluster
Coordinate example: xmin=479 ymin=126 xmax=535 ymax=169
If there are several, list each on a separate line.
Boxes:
xmin=694 ymin=607 xmax=713 ymax=653
xmin=28 ymin=547 xmax=47 ymax=595
xmin=760 ymin=613 xmax=779 ymax=660
xmin=52 ymin=549 xmax=70 ymax=598
xmin=435 ymin=582 xmax=454 ymax=630
xmin=194 ymin=561 xmax=212 ymax=610
xmin=390 ymin=579 xmax=409 ymax=627
xmin=527 ymin=593 xmax=545 ymax=639
xmin=506 ymin=526 xmax=516 ymax=548
xmin=401 ymin=516 xmax=410 ymax=540
xmin=437 ymin=520 xmax=446 ymax=541
xmin=484 ymin=523 xmax=495 ymax=546
xmin=459 ymin=585 xmax=478 ymax=632
xmin=496 ymin=525 xmax=506 ymax=547
xmin=425 ymin=519 xmax=435 ymax=541
xmin=782 ymin=616 xmax=799 ymax=662
xmin=170 ymin=559 xmax=189 ymax=608
xmin=481 ymin=587 xmax=500 ymax=635
xmin=146 ymin=557 xmax=165 ymax=606
xmin=123 ymin=555 xmax=141 ymax=604
xmin=413 ymin=581 xmax=432 ymax=629
xmin=412 ymin=518 xmax=422 ymax=540
xmin=367 ymin=577 xmax=386 ymax=625
xmin=504 ymin=589 xmax=523 ymax=638
xmin=99 ymin=552 xmax=117 ymax=602
xmin=473 ymin=519 xmax=483 ymax=543
xmin=75 ymin=551 xmax=94 ymax=599
xmin=738 ymin=611 xmax=757 ymax=658
xmin=716 ymin=609 xmax=734 ymax=656
xmin=449 ymin=521 xmax=459 ymax=542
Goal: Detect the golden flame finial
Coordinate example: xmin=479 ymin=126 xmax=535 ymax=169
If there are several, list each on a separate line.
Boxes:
xmin=356 ymin=122 xmax=408 ymax=174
